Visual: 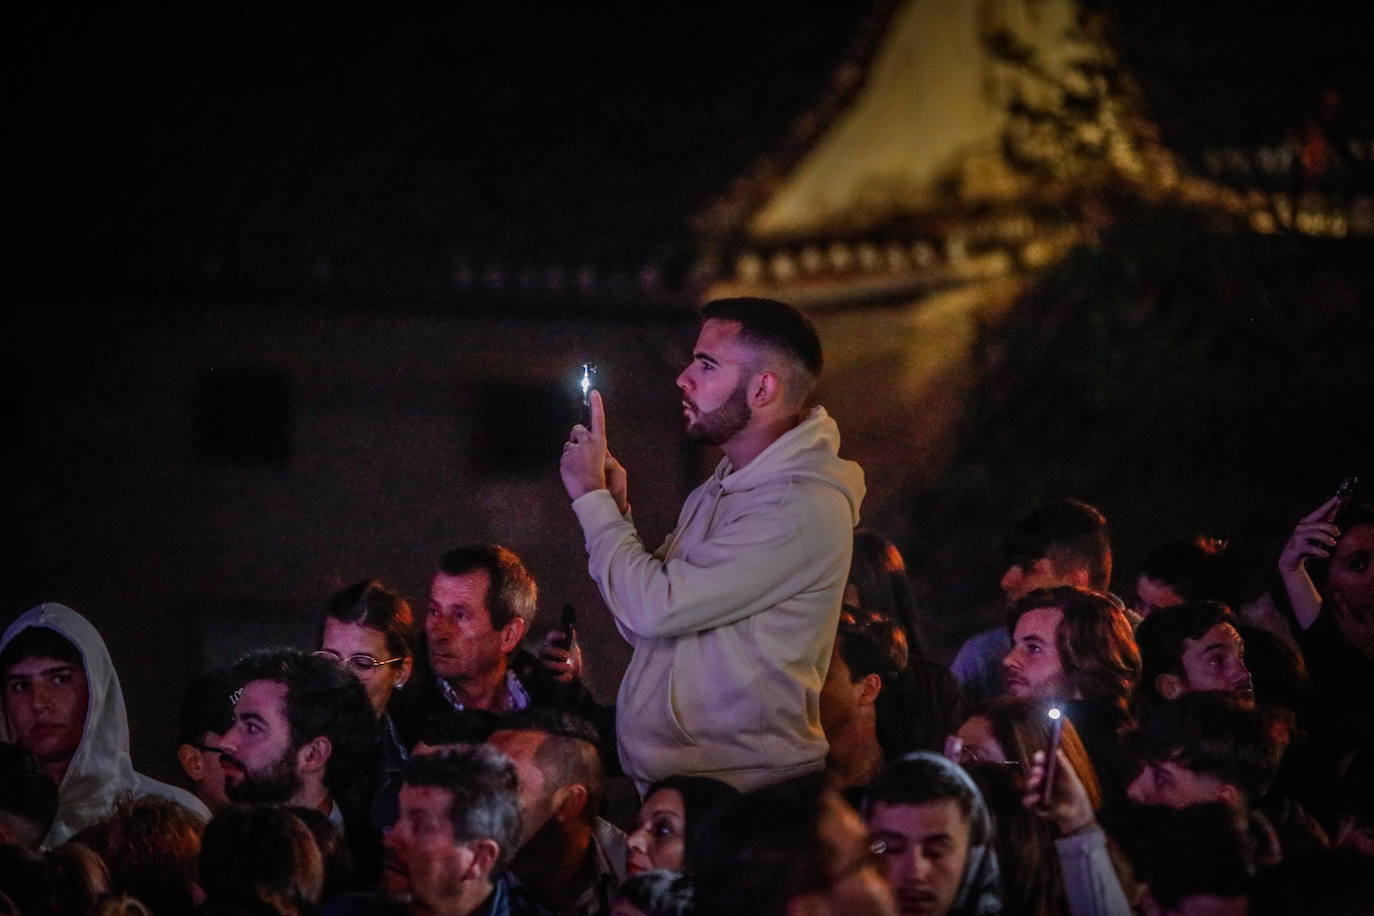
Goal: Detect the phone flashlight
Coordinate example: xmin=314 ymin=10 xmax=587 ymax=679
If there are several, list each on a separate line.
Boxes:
xmin=1043 ymin=706 xmax=1064 ymax=806
xmin=579 ymin=363 xmax=597 ymax=426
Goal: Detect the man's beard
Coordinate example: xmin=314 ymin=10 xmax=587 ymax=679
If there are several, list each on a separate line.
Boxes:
xmin=685 ymin=381 xmax=751 ymax=446
xmin=223 ymin=747 xmax=304 ymax=805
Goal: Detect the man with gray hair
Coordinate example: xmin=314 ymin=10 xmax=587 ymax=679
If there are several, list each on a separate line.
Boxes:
xmin=328 ymin=745 xmax=522 ymax=916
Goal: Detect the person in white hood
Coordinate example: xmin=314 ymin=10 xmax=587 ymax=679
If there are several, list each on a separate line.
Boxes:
xmin=0 ymin=602 xmax=209 ymax=848
xmin=560 ymin=297 xmax=866 ymax=793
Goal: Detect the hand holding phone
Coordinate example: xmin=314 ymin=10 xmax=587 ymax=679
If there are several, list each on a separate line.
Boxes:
xmin=1042 ymin=706 xmax=1064 ymax=806
xmin=554 ymin=604 xmax=576 ymax=650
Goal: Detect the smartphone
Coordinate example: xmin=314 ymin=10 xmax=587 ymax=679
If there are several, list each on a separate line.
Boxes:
xmin=554 ymin=604 xmax=576 ymax=650
xmin=1042 ymin=706 xmax=1064 ymax=806
xmin=579 ymin=363 xmax=598 ymax=427
xmin=1333 ymin=475 xmax=1360 ymax=513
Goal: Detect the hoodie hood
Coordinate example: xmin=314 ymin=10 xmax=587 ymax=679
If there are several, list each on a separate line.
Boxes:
xmin=1 ymin=602 xmax=140 ymax=845
xmin=716 ymin=406 xmax=865 ymax=526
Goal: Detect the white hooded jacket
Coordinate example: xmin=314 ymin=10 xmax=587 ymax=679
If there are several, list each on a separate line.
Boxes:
xmin=0 ymin=603 xmax=210 ymax=848
xmin=572 ymin=406 xmax=865 ymax=792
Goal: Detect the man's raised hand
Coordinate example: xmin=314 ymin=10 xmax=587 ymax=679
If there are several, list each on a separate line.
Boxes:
xmin=560 ymin=389 xmax=610 ymax=501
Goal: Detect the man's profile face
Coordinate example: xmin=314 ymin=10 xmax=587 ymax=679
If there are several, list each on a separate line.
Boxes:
xmin=427 ymin=570 xmax=512 ymax=684
xmin=867 ymin=798 xmax=971 ymax=916
xmin=217 ymin=679 xmax=303 ymax=804
xmin=384 ymin=783 xmax=471 ymax=906
xmin=676 ymin=319 xmax=754 ymax=446
xmin=3 ymin=655 xmax=89 ymax=771
xmin=1178 ymin=623 xmax=1253 ymax=703
xmin=1002 ymin=605 xmax=1071 ymax=700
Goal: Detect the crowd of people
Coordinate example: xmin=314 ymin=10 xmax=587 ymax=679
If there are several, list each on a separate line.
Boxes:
xmin=2 ymin=298 xmax=1371 ymax=916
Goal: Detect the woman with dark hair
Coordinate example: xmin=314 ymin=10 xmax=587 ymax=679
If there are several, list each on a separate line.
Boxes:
xmin=626 ymin=774 xmax=740 ymax=876
xmin=949 ymin=697 xmax=1114 ymax=915
xmin=314 ymin=579 xmax=416 ymax=885
xmin=847 ymin=529 xmax=929 ymax=661
xmin=845 ymin=531 xmax=965 ymax=758
xmin=1277 ymin=494 xmax=1374 ymax=777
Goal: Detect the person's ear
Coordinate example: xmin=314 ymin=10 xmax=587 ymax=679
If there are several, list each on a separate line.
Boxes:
xmin=1216 ymin=782 xmax=1243 ymax=808
xmin=498 ymin=617 xmax=527 ymax=655
xmin=858 ymin=672 xmax=883 ymax=707
xmin=1066 ymin=567 xmax=1092 ymax=590
xmin=396 ymin=655 xmax=414 ymax=689
xmin=296 ymin=735 xmax=333 ymax=776
xmin=748 ymin=371 xmax=781 ymax=409
xmin=1156 ymin=673 xmax=1186 ymax=700
xmin=177 ymin=744 xmax=203 ymax=781
xmin=464 ymin=838 xmax=501 ymax=880
xmin=552 ymin=783 xmax=590 ymax=823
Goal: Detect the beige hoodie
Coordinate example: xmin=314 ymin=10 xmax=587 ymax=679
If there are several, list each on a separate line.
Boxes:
xmin=572 ymin=406 xmax=865 ymax=793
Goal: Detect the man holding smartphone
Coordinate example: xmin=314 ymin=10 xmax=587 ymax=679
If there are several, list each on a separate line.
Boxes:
xmin=559 ymin=297 xmax=865 ymax=794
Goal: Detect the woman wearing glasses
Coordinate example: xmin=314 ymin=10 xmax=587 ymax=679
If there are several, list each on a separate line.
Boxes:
xmin=314 ymin=578 xmax=417 ymax=887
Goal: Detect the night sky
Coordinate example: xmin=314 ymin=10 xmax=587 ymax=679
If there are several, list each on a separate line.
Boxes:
xmin=15 ymin=6 xmax=882 ymax=298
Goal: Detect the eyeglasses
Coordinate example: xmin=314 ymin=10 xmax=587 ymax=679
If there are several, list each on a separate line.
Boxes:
xmin=312 ymin=649 xmax=406 ymax=675
xmin=194 ymin=744 xmax=225 ymax=755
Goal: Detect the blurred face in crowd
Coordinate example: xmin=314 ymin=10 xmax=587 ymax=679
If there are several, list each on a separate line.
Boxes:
xmin=2 ymin=655 xmax=89 ymax=782
xmin=627 ymin=788 xmax=686 ymax=876
xmin=950 ymin=716 xmax=1011 ymax=768
xmin=427 ymin=570 xmax=522 ymax=689
xmin=676 ymin=319 xmax=754 ymax=447
xmin=999 ymin=557 xmax=1063 ymax=603
xmin=813 ymin=793 xmax=898 ymax=916
xmin=319 ymin=618 xmax=411 ymax=716
xmin=1127 ymin=759 xmax=1235 ymax=809
xmin=386 ymin=783 xmax=494 ymax=912
xmin=182 ymin=728 xmax=233 ymax=812
xmin=868 ymin=798 xmax=969 ymax=916
xmin=218 ymin=679 xmax=303 ymax=804
xmin=1133 ymin=575 xmax=1186 ymax=620
xmin=1329 ymin=524 xmax=1374 ymax=657
xmin=1003 ymin=606 xmax=1072 ymax=701
xmin=1176 ymin=623 xmax=1253 ymax=704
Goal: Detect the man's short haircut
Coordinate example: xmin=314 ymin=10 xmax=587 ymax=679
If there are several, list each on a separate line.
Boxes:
xmin=1136 ymin=601 xmax=1240 ymax=705
xmin=691 ymin=771 xmax=837 ymax=916
xmin=1007 ymin=586 xmax=1141 ymax=714
xmin=492 ymin=708 xmax=605 ymax=813
xmin=230 ymin=649 xmax=378 ymax=791
xmin=1132 ymin=803 xmax=1253 ymax=910
xmin=1001 ymin=499 xmax=1112 ymax=592
xmin=0 ymin=741 xmax=59 ymax=847
xmin=403 ymin=745 xmax=522 ymax=874
xmin=835 ymin=608 xmax=909 ymax=686
xmin=862 ymin=753 xmax=978 ymax=822
xmin=0 ymin=626 xmax=82 ymax=674
xmin=436 ymin=544 xmax=537 ymax=631
xmin=320 ymin=579 xmax=415 ymax=661
xmin=1129 ymin=691 xmax=1282 ymax=803
xmin=177 ymin=667 xmax=237 ymax=746
xmin=1139 ymin=536 xmax=1245 ymax=606
xmin=701 ymin=297 xmax=823 ymax=402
